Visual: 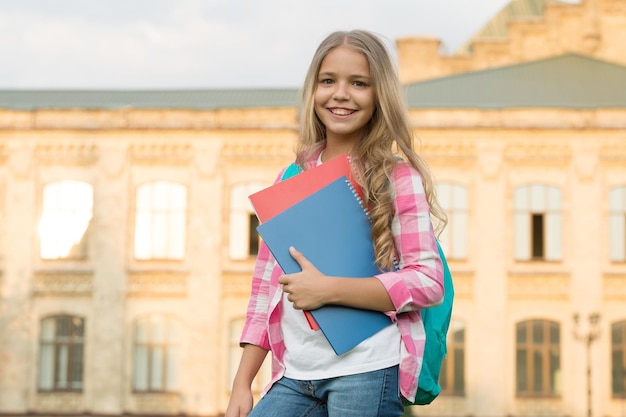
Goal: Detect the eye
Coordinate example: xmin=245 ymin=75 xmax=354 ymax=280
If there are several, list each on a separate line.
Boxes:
xmin=319 ymin=78 xmax=334 ymax=85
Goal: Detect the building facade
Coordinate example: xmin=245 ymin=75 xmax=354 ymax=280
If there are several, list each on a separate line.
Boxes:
xmin=1 ymin=1 xmax=625 ymax=416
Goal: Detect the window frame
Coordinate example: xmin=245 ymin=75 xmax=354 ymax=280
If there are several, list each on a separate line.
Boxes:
xmin=39 ymin=180 xmax=93 ymax=261
xmin=133 ymin=180 xmax=188 ymax=261
xmin=132 ymin=315 xmax=181 ymax=393
xmin=515 ymin=319 xmax=561 ymax=397
xmin=439 ymin=319 xmax=466 ymax=396
xmin=612 ymin=320 xmax=626 ymax=398
xmin=38 ymin=315 xmax=85 ymax=392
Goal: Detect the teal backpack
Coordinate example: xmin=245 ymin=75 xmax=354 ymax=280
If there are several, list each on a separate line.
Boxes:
xmin=280 ymin=162 xmax=454 ymax=406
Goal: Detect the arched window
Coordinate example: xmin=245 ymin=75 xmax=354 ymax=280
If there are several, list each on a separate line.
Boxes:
xmin=133 ymin=315 xmax=181 ymax=392
xmin=38 ymin=315 xmax=85 ymax=391
xmin=436 ymin=183 xmax=468 ymax=260
xmin=609 ymin=186 xmax=626 ymax=262
xmin=134 ymin=181 xmax=187 ymax=260
xmin=440 ymin=319 xmax=465 ymax=395
xmin=514 ymin=184 xmax=562 ymax=261
xmin=516 ymin=319 xmax=561 ymax=396
xmin=612 ymin=320 xmax=626 ymax=397
xmin=229 ymin=182 xmax=265 ymax=260
xmin=39 ymin=181 xmax=93 ymax=259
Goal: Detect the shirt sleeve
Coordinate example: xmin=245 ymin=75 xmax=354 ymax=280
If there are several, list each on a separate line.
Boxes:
xmin=375 ymin=161 xmax=444 ymax=317
xmin=239 ymin=169 xmax=287 ymax=349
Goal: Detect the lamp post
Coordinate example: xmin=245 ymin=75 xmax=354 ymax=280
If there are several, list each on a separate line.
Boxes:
xmin=573 ymin=312 xmax=601 ymax=417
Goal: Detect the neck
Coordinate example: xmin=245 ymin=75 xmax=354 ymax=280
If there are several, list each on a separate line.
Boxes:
xmin=322 ymin=140 xmax=355 ymax=163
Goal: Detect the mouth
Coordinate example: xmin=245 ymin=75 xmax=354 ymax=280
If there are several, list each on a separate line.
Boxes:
xmin=328 ymin=108 xmax=356 ymax=116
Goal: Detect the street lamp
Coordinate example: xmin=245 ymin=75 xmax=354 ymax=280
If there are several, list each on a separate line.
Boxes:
xmin=573 ymin=312 xmax=601 ymax=417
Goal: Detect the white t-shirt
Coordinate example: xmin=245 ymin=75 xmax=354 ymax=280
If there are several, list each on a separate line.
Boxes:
xmin=281 ymin=295 xmax=401 ymax=380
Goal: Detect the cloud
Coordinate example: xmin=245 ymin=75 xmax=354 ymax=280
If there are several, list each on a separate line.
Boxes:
xmin=0 ymin=0 xmax=512 ymax=89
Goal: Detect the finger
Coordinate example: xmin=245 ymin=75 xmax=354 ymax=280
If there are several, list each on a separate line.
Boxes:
xmin=278 ymin=275 xmax=288 ymax=285
xmin=289 ymin=246 xmax=310 ymax=268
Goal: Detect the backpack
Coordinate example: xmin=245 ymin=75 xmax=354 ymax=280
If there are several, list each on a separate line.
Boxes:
xmin=280 ymin=162 xmax=454 ymax=405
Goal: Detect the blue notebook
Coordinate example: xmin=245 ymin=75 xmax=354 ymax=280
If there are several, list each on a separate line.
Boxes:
xmin=256 ymin=176 xmax=393 ymax=355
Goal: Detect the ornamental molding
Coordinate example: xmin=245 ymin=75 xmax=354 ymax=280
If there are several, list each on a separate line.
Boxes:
xmin=133 ymin=393 xmax=182 ymax=414
xmin=504 ymin=143 xmax=572 ymax=165
xmin=127 ymin=271 xmax=188 ymax=298
xmin=36 ymin=143 xmax=99 ymax=165
xmin=32 ymin=271 xmax=93 ymax=296
xmin=130 ymin=142 xmax=193 ymax=165
xmin=508 ymin=273 xmax=570 ymax=299
xmin=603 ymin=273 xmax=626 ymax=300
xmin=34 ymin=392 xmax=84 ymax=412
xmin=418 ymin=141 xmax=477 ymax=165
xmin=599 ymin=141 xmax=626 ymax=163
xmin=222 ymin=139 xmax=294 ymax=160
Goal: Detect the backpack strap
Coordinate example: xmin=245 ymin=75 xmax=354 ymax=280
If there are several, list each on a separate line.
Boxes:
xmin=281 ymin=162 xmax=303 ymax=181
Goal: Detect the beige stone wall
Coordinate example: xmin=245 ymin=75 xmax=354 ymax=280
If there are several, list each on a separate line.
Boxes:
xmin=1 ymin=104 xmax=625 ymax=417
xmin=0 ymin=109 xmax=297 ymax=416
xmin=397 ymin=0 xmax=626 ymax=83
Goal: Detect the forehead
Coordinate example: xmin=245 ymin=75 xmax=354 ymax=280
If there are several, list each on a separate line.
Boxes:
xmin=319 ymin=46 xmax=370 ymax=76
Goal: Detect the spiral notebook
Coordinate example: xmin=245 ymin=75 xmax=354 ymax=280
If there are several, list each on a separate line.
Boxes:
xmin=256 ymin=176 xmax=393 ymax=355
xmin=249 ymin=154 xmax=360 ymax=331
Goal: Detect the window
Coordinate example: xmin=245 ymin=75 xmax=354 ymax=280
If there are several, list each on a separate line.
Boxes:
xmin=249 ymin=213 xmax=260 ymax=255
xmin=229 ymin=182 xmax=265 ymax=260
xmin=436 ymin=183 xmax=468 ymax=260
xmin=228 ymin=318 xmax=271 ymax=394
xmin=39 ymin=181 xmax=93 ymax=259
xmin=440 ymin=319 xmax=465 ymax=395
xmin=134 ymin=181 xmax=187 ymax=260
xmin=609 ymin=186 xmax=626 ymax=262
xmin=38 ymin=315 xmax=85 ymax=391
xmin=514 ymin=184 xmax=562 ymax=261
xmin=516 ymin=319 xmax=561 ymax=396
xmin=133 ymin=315 xmax=180 ymax=392
xmin=612 ymin=321 xmax=626 ymax=397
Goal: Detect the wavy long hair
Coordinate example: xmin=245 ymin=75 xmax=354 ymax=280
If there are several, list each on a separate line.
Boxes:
xmin=295 ymin=30 xmax=447 ymax=270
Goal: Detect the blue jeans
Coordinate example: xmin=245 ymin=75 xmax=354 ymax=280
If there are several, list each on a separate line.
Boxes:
xmin=249 ymin=366 xmax=404 ymax=417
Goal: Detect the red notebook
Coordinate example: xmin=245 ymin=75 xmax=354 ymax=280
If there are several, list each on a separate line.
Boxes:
xmin=249 ymin=154 xmax=362 ymax=223
xmin=249 ymin=154 xmax=364 ymax=330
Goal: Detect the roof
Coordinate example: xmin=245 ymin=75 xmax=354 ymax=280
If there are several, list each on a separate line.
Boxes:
xmin=2 ymin=54 xmax=624 ymax=112
xmin=457 ymin=0 xmax=558 ymax=54
xmin=405 ymin=53 xmax=626 ymax=109
xmin=0 ymin=88 xmax=300 ymax=111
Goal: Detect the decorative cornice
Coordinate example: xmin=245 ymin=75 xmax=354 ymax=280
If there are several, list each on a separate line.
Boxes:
xmin=603 ymin=273 xmax=626 ymax=300
xmin=222 ymin=138 xmax=294 ymax=160
xmin=36 ymin=143 xmax=99 ymax=165
xmin=508 ymin=273 xmax=570 ymax=299
xmin=33 ymin=271 xmax=93 ymax=296
xmin=419 ymin=140 xmax=477 ymax=165
xmin=127 ymin=271 xmax=188 ymax=297
xmin=504 ymin=143 xmax=572 ymax=165
xmin=130 ymin=142 xmax=193 ymax=165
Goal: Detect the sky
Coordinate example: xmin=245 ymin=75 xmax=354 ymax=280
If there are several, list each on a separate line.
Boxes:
xmin=0 ymin=0 xmax=514 ymax=90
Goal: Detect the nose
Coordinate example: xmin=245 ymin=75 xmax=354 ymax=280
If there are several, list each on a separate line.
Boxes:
xmin=332 ymin=81 xmax=350 ymax=101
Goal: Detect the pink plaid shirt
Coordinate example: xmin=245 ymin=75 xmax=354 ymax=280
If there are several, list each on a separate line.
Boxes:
xmin=240 ymin=150 xmax=444 ymax=403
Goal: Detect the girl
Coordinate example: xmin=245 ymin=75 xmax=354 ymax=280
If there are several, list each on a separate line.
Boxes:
xmin=225 ymin=30 xmax=446 ymax=417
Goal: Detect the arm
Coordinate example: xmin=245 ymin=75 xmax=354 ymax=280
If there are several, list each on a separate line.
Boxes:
xmin=279 ymin=162 xmax=443 ymax=314
xmin=224 ymin=344 xmax=269 ymax=417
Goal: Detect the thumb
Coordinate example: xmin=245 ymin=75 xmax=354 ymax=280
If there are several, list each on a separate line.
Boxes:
xmin=289 ymin=246 xmax=310 ymax=268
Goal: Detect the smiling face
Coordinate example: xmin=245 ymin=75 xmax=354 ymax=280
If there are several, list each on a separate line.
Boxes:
xmin=314 ymin=45 xmax=376 ymax=149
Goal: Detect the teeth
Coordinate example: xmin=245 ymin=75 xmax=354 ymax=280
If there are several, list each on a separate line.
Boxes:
xmin=331 ymin=109 xmax=354 ymax=116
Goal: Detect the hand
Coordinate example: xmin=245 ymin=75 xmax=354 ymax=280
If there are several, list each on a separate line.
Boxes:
xmin=278 ymin=247 xmax=331 ymax=310
xmin=224 ymin=385 xmax=253 ymax=417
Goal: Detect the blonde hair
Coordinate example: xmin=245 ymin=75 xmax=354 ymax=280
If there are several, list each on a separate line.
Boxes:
xmin=296 ymin=30 xmax=447 ymax=270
